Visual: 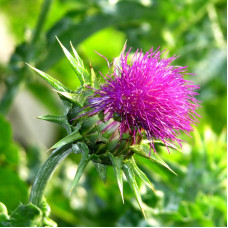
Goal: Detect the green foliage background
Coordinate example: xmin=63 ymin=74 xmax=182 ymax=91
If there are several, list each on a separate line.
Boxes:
xmin=0 ymin=0 xmax=226 ymax=226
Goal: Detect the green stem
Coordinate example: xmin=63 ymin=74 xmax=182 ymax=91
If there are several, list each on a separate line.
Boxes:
xmin=0 ymin=0 xmax=53 ymax=115
xmin=29 ymin=145 xmax=72 ymax=206
xmin=31 ymin=0 xmax=54 ymax=45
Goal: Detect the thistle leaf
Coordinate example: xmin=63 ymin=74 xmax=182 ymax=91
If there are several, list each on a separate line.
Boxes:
xmin=123 ymin=162 xmax=146 ymax=219
xmin=130 ymin=144 xmax=177 ymax=175
xmin=70 ymin=41 xmax=84 ymax=67
xmin=38 ymin=114 xmax=65 ymax=124
xmin=108 ymin=153 xmax=124 ymax=203
xmin=56 ymin=37 xmax=89 ymax=86
xmin=93 ymin=162 xmax=107 ymax=183
xmin=130 ymin=158 xmax=156 ymax=192
xmin=143 ymin=139 xmax=183 ymax=153
xmin=55 ymin=91 xmax=83 ymax=108
xmin=37 ymin=114 xmax=71 ymax=134
xmin=69 ymin=142 xmax=91 ymax=194
xmin=9 ymin=202 xmax=57 ymax=227
xmin=51 ymin=127 xmax=82 ymax=150
xmin=10 ymin=203 xmax=42 ymax=227
xmin=26 ymin=64 xmax=69 ymax=92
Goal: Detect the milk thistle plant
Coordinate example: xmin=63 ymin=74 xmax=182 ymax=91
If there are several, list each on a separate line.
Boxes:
xmin=28 ymin=39 xmax=200 ymax=218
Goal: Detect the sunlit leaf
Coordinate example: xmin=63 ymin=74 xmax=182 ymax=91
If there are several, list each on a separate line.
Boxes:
xmin=27 ymin=64 xmax=70 ymax=92
xmin=70 ymin=41 xmax=84 ymax=68
xmin=57 ymin=37 xmax=90 ymax=86
xmin=0 ymin=203 xmax=8 ymax=215
xmin=55 ymin=91 xmax=83 ymax=108
xmin=130 ymin=143 xmax=177 ymax=175
xmin=130 ymin=158 xmax=156 ymax=192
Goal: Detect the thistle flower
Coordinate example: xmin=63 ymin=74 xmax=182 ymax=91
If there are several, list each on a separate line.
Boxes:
xmin=28 ymin=40 xmax=200 ymax=218
xmin=84 ymin=47 xmax=200 ymax=153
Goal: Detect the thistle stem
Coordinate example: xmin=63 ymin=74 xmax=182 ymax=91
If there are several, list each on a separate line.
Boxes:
xmin=31 ymin=0 xmax=54 ymax=46
xmin=29 ymin=145 xmax=72 ymax=206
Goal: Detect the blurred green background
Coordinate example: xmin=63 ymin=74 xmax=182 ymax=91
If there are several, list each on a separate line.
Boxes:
xmin=0 ymin=0 xmax=226 ymax=226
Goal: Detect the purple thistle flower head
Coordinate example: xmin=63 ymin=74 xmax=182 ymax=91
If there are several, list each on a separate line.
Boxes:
xmin=85 ymin=46 xmax=200 ymax=153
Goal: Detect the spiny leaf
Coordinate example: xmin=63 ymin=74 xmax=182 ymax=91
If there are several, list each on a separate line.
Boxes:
xmin=143 ymin=139 xmax=183 ymax=153
xmin=56 ymin=37 xmax=89 ymax=86
xmin=38 ymin=114 xmax=72 ymax=134
xmin=93 ymin=162 xmax=107 ymax=183
xmin=130 ymin=158 xmax=156 ymax=193
xmin=70 ymin=41 xmax=84 ymax=67
xmin=123 ymin=162 xmax=146 ymax=219
xmin=130 ymin=144 xmax=177 ymax=175
xmin=26 ymin=64 xmax=69 ymax=92
xmin=37 ymin=114 xmax=68 ymax=128
xmin=51 ymin=126 xmax=82 ymax=150
xmin=38 ymin=114 xmax=65 ymax=124
xmin=70 ymin=41 xmax=90 ymax=84
xmin=69 ymin=142 xmax=91 ymax=194
xmin=108 ymin=153 xmax=124 ymax=203
xmin=55 ymin=91 xmax=83 ymax=108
